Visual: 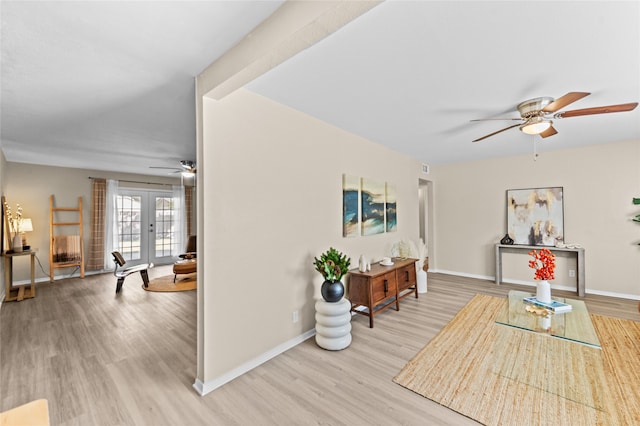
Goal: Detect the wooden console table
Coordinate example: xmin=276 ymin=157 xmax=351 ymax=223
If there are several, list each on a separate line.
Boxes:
xmin=495 ymin=244 xmax=585 ymax=297
xmin=4 ymin=250 xmax=36 ymax=302
xmin=348 ymin=257 xmax=417 ymax=328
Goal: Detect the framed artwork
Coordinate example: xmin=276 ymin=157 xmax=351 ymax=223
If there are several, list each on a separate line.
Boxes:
xmin=385 ymin=182 xmax=397 ymax=232
xmin=506 ymin=187 xmax=564 ymax=246
xmin=361 ymin=178 xmax=385 ymax=236
xmin=342 ymin=174 xmax=360 ymax=237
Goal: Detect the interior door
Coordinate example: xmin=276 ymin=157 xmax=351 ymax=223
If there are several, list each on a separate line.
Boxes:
xmin=116 ymin=189 xmax=177 ymax=267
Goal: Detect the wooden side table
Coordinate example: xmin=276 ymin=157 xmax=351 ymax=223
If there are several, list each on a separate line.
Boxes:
xmin=348 ymin=258 xmax=418 ymax=328
xmin=4 ymin=250 xmax=36 ymax=302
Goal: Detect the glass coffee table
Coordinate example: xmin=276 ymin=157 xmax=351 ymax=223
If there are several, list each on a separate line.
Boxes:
xmin=495 ymin=290 xmax=600 ymax=348
xmin=493 ymin=290 xmax=606 ymax=410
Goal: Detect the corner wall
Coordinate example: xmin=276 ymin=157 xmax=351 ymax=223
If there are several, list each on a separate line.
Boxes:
xmin=430 ymin=139 xmax=640 ymax=298
xmin=200 ymin=88 xmax=422 ymax=388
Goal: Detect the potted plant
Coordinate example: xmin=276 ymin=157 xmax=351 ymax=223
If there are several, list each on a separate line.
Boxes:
xmin=3 ymin=201 xmax=23 ymax=252
xmin=313 ymin=247 xmax=351 ymax=302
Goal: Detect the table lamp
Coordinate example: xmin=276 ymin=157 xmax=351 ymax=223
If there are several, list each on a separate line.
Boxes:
xmin=20 ymin=218 xmax=33 ymax=250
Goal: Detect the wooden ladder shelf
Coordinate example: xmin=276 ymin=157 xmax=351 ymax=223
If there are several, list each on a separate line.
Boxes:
xmin=49 ymin=195 xmax=85 ymax=282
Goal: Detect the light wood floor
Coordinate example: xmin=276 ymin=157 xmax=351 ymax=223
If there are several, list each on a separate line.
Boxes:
xmin=2 ymin=268 xmax=639 ymax=425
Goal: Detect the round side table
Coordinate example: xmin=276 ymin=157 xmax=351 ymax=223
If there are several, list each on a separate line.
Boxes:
xmin=315 ymin=298 xmax=352 ymax=350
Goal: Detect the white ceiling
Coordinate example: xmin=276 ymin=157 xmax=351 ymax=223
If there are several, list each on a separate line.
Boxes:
xmin=1 ymin=0 xmax=284 ymax=176
xmin=2 ymin=1 xmax=639 ymax=177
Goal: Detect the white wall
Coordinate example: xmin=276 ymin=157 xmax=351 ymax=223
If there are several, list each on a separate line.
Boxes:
xmin=200 ymin=88 xmax=422 ymax=386
xmin=430 ymin=139 xmax=640 ymax=298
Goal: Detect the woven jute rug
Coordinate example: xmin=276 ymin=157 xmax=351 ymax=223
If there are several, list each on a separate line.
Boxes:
xmin=393 ymin=294 xmax=640 ymax=425
xmin=143 ymin=273 xmax=196 ymax=292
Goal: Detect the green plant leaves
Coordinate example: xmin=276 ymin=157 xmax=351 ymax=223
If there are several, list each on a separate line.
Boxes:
xmin=313 ymin=247 xmax=351 ymax=282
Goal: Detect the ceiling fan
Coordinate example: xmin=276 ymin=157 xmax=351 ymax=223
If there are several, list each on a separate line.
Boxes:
xmin=471 ymin=92 xmax=638 ymax=142
xmin=150 ymin=160 xmax=197 ymax=175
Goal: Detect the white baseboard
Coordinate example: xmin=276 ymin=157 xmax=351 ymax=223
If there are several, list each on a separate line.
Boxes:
xmin=430 ymin=269 xmax=640 ymax=301
xmin=576 ymin=288 xmax=640 ymax=301
xmin=431 ymin=269 xmax=494 ymax=282
xmin=9 ymin=269 xmax=104 ymax=286
xmin=193 ymin=328 xmax=316 ymax=396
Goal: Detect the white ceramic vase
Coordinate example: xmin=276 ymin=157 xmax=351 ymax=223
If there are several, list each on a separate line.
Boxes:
xmin=358 ymin=255 xmax=367 ymax=272
xmin=12 ymin=233 xmax=23 ymax=253
xmin=536 ymin=280 xmax=551 ymax=303
xmin=417 ymin=269 xmax=427 ymax=293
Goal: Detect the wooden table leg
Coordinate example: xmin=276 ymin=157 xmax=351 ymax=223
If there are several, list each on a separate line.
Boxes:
xmin=4 ymin=257 xmax=10 ymax=302
xmin=17 ymin=286 xmax=25 ymax=301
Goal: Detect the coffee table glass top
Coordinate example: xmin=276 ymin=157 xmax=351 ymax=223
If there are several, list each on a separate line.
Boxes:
xmin=495 ymin=290 xmax=601 ymax=348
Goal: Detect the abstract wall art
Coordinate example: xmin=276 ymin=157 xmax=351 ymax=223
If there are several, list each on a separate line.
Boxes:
xmin=342 ymin=174 xmax=360 ymax=237
xmin=361 ymin=178 xmax=386 ymax=236
xmin=385 ymin=182 xmax=397 ymax=232
xmin=342 ymin=174 xmax=398 ymax=237
xmin=506 ymin=187 xmax=564 ymax=246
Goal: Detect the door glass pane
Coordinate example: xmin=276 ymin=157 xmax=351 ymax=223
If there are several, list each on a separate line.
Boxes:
xmin=116 ymin=195 xmax=142 ymax=260
xmin=155 ymin=196 xmax=175 ymax=258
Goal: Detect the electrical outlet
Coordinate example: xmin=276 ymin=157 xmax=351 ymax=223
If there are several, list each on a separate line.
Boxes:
xmin=292 ymin=310 xmax=299 ymax=323
xmin=569 ymin=270 xmax=576 ymax=278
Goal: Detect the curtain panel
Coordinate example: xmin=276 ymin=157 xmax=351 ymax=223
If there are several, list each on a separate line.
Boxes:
xmin=87 ymin=178 xmax=106 ymax=270
xmin=185 ymin=185 xmax=193 ymax=238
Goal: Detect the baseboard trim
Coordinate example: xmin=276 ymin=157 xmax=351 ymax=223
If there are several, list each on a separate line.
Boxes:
xmin=11 ymin=270 xmax=102 ymax=286
xmin=430 ymin=269 xmax=640 ymax=301
xmin=193 ymin=328 xmax=316 ymax=396
xmin=431 ymin=269 xmax=494 ymax=282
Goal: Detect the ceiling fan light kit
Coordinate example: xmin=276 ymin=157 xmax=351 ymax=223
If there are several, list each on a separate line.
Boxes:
xmin=472 ymin=92 xmax=638 ymax=142
xmin=520 ymin=117 xmax=552 ymax=135
xmin=180 ymin=160 xmax=196 ymax=170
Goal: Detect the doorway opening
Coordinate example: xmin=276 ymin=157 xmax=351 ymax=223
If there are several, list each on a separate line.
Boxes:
xmin=418 ymin=179 xmax=434 ymax=267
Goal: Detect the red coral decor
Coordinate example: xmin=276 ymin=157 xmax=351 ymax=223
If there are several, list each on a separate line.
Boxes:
xmin=528 ymin=248 xmax=556 ymax=281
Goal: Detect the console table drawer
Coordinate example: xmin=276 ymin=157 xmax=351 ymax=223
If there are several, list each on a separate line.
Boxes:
xmin=371 ymin=271 xmax=397 ymax=305
xmin=396 ymin=263 xmax=417 ymax=300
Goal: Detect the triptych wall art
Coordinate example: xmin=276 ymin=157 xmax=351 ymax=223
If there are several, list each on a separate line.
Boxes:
xmin=343 ymin=174 xmax=397 ymax=237
xmin=506 ymin=187 xmax=564 ymax=246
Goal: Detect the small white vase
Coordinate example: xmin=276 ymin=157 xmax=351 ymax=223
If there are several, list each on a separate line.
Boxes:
xmin=358 ymin=255 xmax=367 ymax=272
xmin=536 ymin=280 xmax=551 ymax=303
xmin=12 ymin=233 xmax=23 ymax=253
xmin=417 ymin=269 xmax=427 ymax=293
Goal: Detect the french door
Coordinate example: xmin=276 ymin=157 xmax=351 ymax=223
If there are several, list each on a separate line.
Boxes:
xmin=116 ymin=189 xmax=179 ymax=266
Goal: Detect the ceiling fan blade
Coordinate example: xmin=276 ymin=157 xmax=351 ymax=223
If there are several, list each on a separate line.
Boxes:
xmin=150 ymin=166 xmax=181 ymax=171
xmin=539 ymin=125 xmax=558 ymax=139
xmin=542 ymin=92 xmax=590 ymax=113
xmin=555 ymin=102 xmax=638 ymax=118
xmin=470 ymin=118 xmax=522 ymax=122
xmin=472 ymin=123 xmax=522 ymax=142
